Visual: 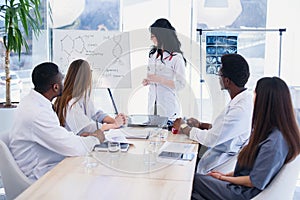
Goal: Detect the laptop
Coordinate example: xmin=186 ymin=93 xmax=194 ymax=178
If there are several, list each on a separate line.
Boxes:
xmin=127 ymin=115 xmax=168 ymax=127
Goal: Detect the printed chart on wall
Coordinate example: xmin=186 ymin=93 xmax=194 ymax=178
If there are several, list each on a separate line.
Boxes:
xmin=53 ymin=30 xmax=131 ymax=88
xmin=205 ymin=32 xmax=238 ymax=74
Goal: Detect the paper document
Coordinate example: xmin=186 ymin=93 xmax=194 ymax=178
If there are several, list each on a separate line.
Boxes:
xmin=159 ymin=141 xmax=195 ymax=154
xmin=105 ymin=129 xmax=133 ymax=144
xmin=120 ymin=127 xmax=150 ymax=139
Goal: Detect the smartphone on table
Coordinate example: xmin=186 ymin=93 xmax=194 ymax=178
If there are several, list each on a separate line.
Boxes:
xmin=158 ymin=151 xmax=195 ymax=161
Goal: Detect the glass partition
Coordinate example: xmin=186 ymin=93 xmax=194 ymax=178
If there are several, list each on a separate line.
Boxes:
xmin=2 ymin=0 xmax=298 ymax=124
xmin=0 ymin=0 xmax=49 ymax=102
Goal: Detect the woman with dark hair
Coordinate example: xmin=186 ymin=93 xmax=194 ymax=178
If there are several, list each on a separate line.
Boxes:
xmin=142 ymin=18 xmax=186 ymax=117
xmin=54 ymin=59 xmax=126 ymax=135
xmin=192 ymin=77 xmax=300 ymax=200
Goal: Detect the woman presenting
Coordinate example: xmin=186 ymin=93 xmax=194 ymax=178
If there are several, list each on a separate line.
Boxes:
xmin=142 ymin=18 xmax=186 ymax=118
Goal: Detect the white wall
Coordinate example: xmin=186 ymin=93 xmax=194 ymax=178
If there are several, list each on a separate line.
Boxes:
xmin=117 ymin=0 xmax=196 ymax=117
xmin=266 ymin=0 xmax=300 ymax=86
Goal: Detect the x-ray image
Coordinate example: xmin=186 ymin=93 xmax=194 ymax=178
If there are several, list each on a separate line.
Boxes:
xmin=226 ymin=36 xmax=238 ymax=45
xmin=217 ymin=46 xmax=226 ymax=54
xmin=205 ymin=33 xmax=238 ymax=74
xmin=207 ymin=36 xmax=216 ymax=45
xmin=217 ymin=56 xmax=222 ymax=64
xmin=206 ymin=64 xmax=217 ymax=74
xmin=226 ymin=46 xmax=237 ymax=54
xmin=217 ymin=36 xmax=227 ymax=44
xmin=206 ymin=46 xmax=216 ymax=54
xmin=206 ymin=56 xmax=217 ymax=64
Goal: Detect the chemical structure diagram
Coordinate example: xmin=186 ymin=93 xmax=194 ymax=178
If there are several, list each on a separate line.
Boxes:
xmin=93 ymin=34 xmax=129 ymax=88
xmin=58 ymin=34 xmax=103 ymax=72
xmin=55 ymin=31 xmax=131 ymax=88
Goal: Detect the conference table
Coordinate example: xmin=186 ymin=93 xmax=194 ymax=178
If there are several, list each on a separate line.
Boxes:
xmin=16 ymin=127 xmax=199 ymax=200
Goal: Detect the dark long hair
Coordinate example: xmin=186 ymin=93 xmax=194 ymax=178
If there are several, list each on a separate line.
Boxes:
xmin=149 ymin=18 xmax=186 ymax=64
xmin=238 ymin=77 xmax=300 ymax=167
xmin=54 ymin=59 xmax=92 ymax=126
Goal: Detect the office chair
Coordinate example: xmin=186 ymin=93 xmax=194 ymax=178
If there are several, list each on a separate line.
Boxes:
xmin=0 ymin=130 xmax=9 ymax=145
xmin=251 ymin=155 xmax=300 ymax=200
xmin=0 ymin=136 xmax=33 ymax=200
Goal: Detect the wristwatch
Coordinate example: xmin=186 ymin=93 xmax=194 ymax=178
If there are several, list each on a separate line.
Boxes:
xmin=180 ymin=123 xmax=190 ymax=136
xmin=180 ymin=123 xmax=188 ymax=130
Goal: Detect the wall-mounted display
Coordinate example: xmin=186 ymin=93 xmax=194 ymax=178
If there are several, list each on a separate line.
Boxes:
xmin=205 ymin=33 xmax=238 ymax=74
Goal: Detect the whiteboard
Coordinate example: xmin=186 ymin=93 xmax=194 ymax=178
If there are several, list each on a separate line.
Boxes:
xmin=53 ymin=30 xmax=131 ymax=88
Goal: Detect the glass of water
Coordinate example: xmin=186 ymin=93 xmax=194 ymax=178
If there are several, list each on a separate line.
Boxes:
xmin=149 ymin=129 xmax=162 ymax=150
xmin=84 ymin=151 xmax=98 ymax=168
xmin=158 ymin=124 xmax=169 ymax=141
xmin=144 ymin=139 xmax=157 ymax=165
xmin=143 ymin=129 xmax=161 ymax=165
xmin=108 ymin=141 xmax=120 ymax=153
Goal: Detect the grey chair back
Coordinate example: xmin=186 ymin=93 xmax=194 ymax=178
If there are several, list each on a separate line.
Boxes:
xmin=0 ymin=132 xmax=33 ymax=200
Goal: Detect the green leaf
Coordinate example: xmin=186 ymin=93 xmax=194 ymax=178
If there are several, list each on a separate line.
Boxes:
xmin=0 ymin=5 xmax=6 ymax=13
xmin=3 ymin=35 xmax=8 ymax=49
xmin=18 ymin=7 xmax=29 ymax=35
xmin=2 ymin=0 xmax=41 ymax=52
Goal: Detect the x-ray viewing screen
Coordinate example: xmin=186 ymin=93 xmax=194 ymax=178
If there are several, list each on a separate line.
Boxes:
xmin=206 ymin=33 xmax=238 ymax=74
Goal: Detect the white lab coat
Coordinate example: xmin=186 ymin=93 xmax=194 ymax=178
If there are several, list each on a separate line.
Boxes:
xmin=64 ymin=96 xmax=108 ymax=134
xmin=189 ymin=90 xmax=253 ymax=174
xmin=9 ymin=90 xmax=99 ymax=180
xmin=147 ymin=51 xmax=186 ymax=117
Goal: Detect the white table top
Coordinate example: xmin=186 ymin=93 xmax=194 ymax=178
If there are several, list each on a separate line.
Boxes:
xmin=16 ymin=128 xmax=198 ymax=200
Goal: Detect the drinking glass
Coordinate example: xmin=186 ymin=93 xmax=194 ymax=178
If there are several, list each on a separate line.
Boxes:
xmin=158 ymin=124 xmax=169 ymax=141
xmin=143 ymin=140 xmax=157 ymax=165
xmin=84 ymin=151 xmax=98 ymax=168
xmin=143 ymin=129 xmax=161 ymax=166
xmin=149 ymin=129 xmax=162 ymax=150
xmin=108 ymin=141 xmax=120 ymax=153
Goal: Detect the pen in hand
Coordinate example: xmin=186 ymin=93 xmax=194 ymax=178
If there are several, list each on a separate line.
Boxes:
xmin=169 ymin=113 xmax=177 ymax=120
xmin=96 ymin=119 xmax=99 ymax=130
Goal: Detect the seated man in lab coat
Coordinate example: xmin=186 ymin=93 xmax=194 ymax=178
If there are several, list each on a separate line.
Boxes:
xmin=174 ymin=53 xmax=253 ymax=174
xmin=9 ymin=62 xmax=105 ymax=181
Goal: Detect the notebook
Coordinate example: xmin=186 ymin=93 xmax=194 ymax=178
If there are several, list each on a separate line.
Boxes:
xmin=127 ymin=115 xmax=168 ymax=127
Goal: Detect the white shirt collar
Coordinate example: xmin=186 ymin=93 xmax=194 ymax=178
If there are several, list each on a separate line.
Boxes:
xmin=30 ymin=89 xmax=53 ymax=110
xmin=229 ymin=89 xmax=251 ymax=106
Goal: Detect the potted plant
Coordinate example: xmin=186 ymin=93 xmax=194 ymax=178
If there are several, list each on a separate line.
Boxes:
xmin=0 ymin=0 xmax=42 ymax=108
xmin=0 ymin=0 xmax=41 ymax=132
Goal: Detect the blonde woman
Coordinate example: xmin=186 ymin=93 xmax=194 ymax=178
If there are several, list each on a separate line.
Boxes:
xmin=55 ymin=59 xmax=126 ymax=135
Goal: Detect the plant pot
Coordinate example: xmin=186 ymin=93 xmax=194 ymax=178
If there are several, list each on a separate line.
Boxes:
xmin=0 ymin=104 xmax=18 ymax=132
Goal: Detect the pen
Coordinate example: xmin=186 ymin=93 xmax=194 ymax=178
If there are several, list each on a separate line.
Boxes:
xmin=169 ymin=113 xmax=177 ymax=120
xmin=96 ymin=119 xmax=99 ymax=129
